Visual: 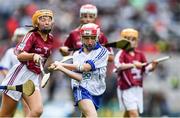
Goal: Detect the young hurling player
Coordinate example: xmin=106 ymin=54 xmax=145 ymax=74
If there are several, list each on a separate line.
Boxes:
xmin=114 ymin=28 xmax=158 ymax=117
xmin=49 ymin=23 xmax=109 ymax=117
xmin=0 ymin=9 xmax=54 ymax=117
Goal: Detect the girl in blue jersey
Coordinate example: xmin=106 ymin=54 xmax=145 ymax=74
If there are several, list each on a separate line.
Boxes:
xmin=49 ymin=23 xmax=109 ymax=117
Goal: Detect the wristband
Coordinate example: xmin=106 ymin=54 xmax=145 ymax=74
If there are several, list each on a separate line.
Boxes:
xmin=77 ymin=64 xmax=84 ymax=72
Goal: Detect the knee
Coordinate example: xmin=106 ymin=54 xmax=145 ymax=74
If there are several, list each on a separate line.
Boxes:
xmin=128 ymin=110 xmax=139 ymax=117
xmin=83 ymin=111 xmax=97 ymax=118
xmin=0 ymin=111 xmax=14 ymax=117
xmin=30 ymin=107 xmax=43 ymax=117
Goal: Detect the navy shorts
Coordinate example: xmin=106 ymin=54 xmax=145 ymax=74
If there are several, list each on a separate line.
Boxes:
xmin=73 ymin=86 xmax=102 ymax=110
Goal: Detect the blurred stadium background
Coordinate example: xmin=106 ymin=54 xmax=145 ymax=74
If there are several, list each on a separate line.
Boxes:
xmin=0 ymin=0 xmax=180 ymax=117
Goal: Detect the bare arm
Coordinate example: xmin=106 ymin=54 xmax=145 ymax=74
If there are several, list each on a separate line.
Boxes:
xmin=115 ymin=61 xmax=147 ymax=72
xmin=48 ymin=62 xmax=82 ymax=81
xmin=59 ymin=63 xmax=77 ymax=70
xmin=17 ymin=51 xmax=34 ymax=61
xmin=60 ymin=62 xmax=92 ymax=72
xmin=115 ymin=63 xmax=135 ymax=72
xmin=17 ymin=51 xmax=42 ymax=63
xmin=145 ymin=61 xmax=158 ymax=72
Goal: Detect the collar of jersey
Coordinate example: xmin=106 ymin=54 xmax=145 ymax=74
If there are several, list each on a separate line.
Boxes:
xmin=79 ymin=42 xmax=101 ymax=53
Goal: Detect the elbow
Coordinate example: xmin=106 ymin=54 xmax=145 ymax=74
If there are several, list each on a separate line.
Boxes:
xmin=16 ymin=51 xmax=25 ymax=61
xmin=71 ymin=73 xmax=83 ymax=81
xmin=17 ymin=54 xmax=22 ymax=61
xmin=115 ymin=64 xmax=124 ymax=71
xmin=115 ymin=67 xmax=122 ymax=72
xmin=108 ymin=55 xmax=114 ymax=62
xmin=83 ymin=68 xmax=90 ymax=72
xmin=77 ymin=78 xmax=82 ymax=81
xmin=74 ymin=76 xmax=82 ymax=81
xmin=17 ymin=53 xmax=27 ymax=62
xmin=81 ymin=64 xmax=92 ymax=72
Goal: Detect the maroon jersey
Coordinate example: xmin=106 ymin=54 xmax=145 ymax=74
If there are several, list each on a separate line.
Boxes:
xmin=115 ymin=49 xmax=147 ymax=90
xmin=64 ymin=27 xmax=110 ymax=50
xmin=16 ymin=32 xmax=54 ymax=74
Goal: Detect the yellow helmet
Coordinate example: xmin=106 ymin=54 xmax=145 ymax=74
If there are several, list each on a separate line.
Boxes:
xmin=120 ymin=28 xmax=139 ymax=39
xmin=32 ymin=9 xmax=54 ymax=27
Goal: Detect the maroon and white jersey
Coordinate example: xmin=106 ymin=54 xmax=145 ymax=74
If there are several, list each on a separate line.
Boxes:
xmin=16 ymin=32 xmax=54 ymax=74
xmin=64 ymin=27 xmax=111 ymax=51
xmin=114 ymin=49 xmax=147 ymax=90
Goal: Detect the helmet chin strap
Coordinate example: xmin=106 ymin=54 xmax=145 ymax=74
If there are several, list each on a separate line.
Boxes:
xmin=40 ymin=28 xmax=51 ymax=34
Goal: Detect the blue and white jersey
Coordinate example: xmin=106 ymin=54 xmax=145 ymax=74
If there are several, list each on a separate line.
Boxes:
xmin=0 ymin=48 xmax=20 ymax=70
xmin=72 ymin=43 xmax=109 ymax=96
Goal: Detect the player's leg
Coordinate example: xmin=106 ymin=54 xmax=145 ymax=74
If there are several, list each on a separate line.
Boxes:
xmin=0 ymin=93 xmax=18 ymax=117
xmin=78 ymin=99 xmax=97 ymax=117
xmin=22 ymin=89 xmax=43 ymax=117
xmin=124 ymin=87 xmax=143 ymax=117
xmin=127 ymin=109 xmax=139 ymax=117
xmin=117 ymin=87 xmax=140 ymax=117
xmin=22 ymin=98 xmax=30 ymax=116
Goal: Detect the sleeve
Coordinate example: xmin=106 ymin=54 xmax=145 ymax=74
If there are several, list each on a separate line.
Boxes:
xmin=15 ymin=33 xmax=34 ymax=53
xmin=114 ymin=50 xmax=123 ymax=68
xmin=0 ymin=49 xmax=12 ymax=69
xmin=64 ymin=32 xmax=74 ymax=48
xmin=99 ymin=32 xmax=108 ymax=44
xmin=140 ymin=53 xmax=148 ymax=73
xmin=86 ymin=48 xmax=109 ymax=71
xmin=140 ymin=52 xmax=147 ymax=63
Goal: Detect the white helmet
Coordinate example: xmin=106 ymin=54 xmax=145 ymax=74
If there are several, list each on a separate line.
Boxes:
xmin=80 ymin=4 xmax=98 ymax=18
xmin=80 ymin=23 xmax=100 ymax=41
xmin=11 ymin=27 xmax=29 ymax=42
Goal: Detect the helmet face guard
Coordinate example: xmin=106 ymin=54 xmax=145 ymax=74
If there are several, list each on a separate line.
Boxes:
xmin=80 ymin=4 xmax=97 ymax=18
xmin=80 ymin=23 xmax=100 ymax=51
xmin=32 ymin=9 xmax=54 ymax=34
xmin=80 ymin=28 xmax=99 ymax=37
xmin=80 ymin=23 xmax=100 ymax=40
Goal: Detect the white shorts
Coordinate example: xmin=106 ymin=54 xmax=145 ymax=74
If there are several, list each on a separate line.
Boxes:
xmin=1 ymin=63 xmax=41 ymax=101
xmin=117 ymin=86 xmax=143 ymax=113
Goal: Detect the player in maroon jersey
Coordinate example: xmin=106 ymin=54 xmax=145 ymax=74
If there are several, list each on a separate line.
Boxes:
xmin=59 ymin=4 xmax=114 ymax=61
xmin=114 ymin=28 xmax=158 ymax=117
xmin=0 ymin=9 xmax=54 ymax=117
